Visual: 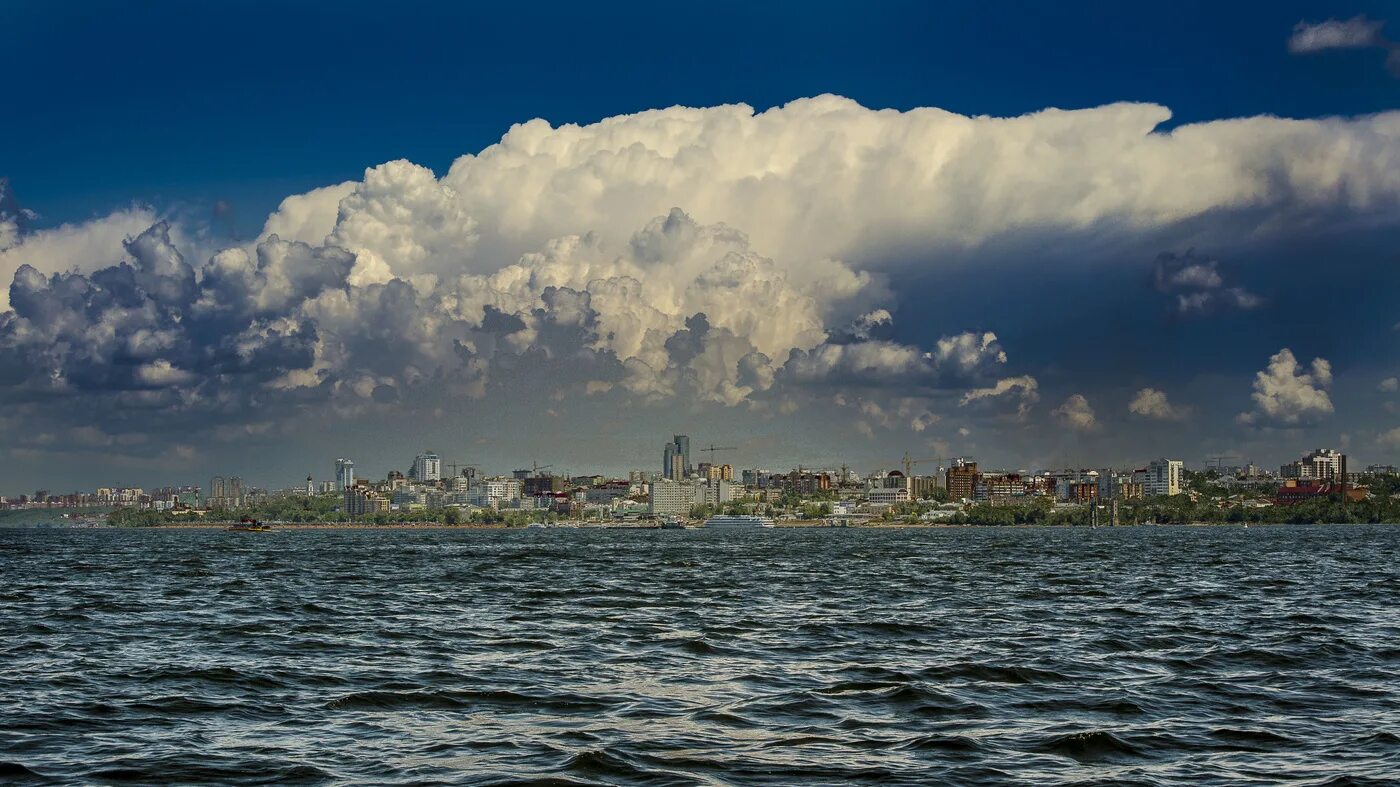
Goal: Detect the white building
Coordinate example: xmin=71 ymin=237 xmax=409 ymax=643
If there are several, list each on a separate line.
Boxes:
xmin=469 ymin=478 xmax=521 ymax=509
xmin=1281 ymin=448 xmax=1344 ymax=481
xmin=866 ymin=487 xmax=911 ymax=505
xmin=413 ymin=451 xmax=441 ymax=483
xmin=650 ymin=478 xmax=697 ymax=517
xmin=700 ymin=479 xmax=734 ymax=505
xmin=335 ymin=458 xmax=355 ymax=490
xmin=1143 ymin=459 xmax=1183 ymax=497
xmin=649 ymin=478 xmax=733 ymax=516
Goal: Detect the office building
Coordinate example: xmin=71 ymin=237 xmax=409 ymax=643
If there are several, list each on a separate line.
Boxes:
xmin=412 ymin=451 xmax=441 ymax=483
xmin=1143 ymin=459 xmax=1183 ymax=497
xmin=335 ymin=458 xmax=355 ymax=490
xmin=946 ymin=459 xmax=978 ymax=502
xmin=1281 ymin=449 xmax=1345 ymax=482
xmin=650 ymin=477 xmax=697 ymax=517
xmin=662 ymin=434 xmax=691 ymax=481
xmin=469 ymin=478 xmax=522 ymax=509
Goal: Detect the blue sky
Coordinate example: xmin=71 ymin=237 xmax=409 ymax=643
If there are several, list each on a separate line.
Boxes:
xmin=5 ymin=0 xmax=1398 ymax=235
xmin=1 ymin=1 xmax=1399 ymax=491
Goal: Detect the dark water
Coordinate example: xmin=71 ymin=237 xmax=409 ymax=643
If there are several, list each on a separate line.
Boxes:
xmin=2 ymin=525 xmax=1398 ymax=785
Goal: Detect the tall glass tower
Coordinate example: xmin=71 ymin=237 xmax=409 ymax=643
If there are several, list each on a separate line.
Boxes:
xmin=663 ymin=435 xmax=691 ymax=480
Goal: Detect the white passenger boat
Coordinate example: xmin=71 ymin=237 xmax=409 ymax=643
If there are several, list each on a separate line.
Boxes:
xmin=702 ymin=515 xmax=774 ymax=528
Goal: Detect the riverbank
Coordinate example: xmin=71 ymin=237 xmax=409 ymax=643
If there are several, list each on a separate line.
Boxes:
xmin=14 ymin=520 xmax=1394 ymax=530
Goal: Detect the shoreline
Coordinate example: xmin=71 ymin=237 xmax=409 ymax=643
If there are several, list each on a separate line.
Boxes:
xmin=8 ymin=520 xmax=1398 ymax=531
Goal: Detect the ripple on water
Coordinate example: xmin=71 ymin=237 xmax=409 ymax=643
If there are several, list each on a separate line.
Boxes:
xmin=1 ymin=524 xmax=1398 ymax=785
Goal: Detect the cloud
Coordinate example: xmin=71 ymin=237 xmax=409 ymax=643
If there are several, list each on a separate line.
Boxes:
xmin=6 ymin=95 xmax=1400 ymax=452
xmin=848 ymin=395 xmax=940 ymax=435
xmin=845 ymin=308 xmax=892 ymax=341
xmin=0 ymin=205 xmax=162 ymax=312
xmin=0 ymin=204 xmax=1008 ymax=445
xmin=1288 ymin=16 xmax=1399 ymax=75
xmin=960 ymin=375 xmax=1040 ymax=418
xmin=1380 ymin=377 xmax=1399 ymax=393
xmin=1052 ymin=394 xmax=1099 ymax=431
xmin=0 ymin=178 xmax=38 ymax=252
xmin=1289 ymin=16 xmax=1386 ymax=52
xmin=1153 ymin=250 xmax=1262 ymax=316
xmin=781 ymin=331 xmax=1007 ymax=391
xmin=1237 ymin=348 xmax=1334 ymax=426
xmin=1129 ymin=387 xmax=1190 ymax=420
xmin=261 ymin=95 xmax=1400 ymax=276
xmin=1381 ymin=426 xmax=1400 ymax=448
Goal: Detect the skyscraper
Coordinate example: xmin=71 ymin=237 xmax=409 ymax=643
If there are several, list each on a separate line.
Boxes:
xmin=663 ymin=435 xmax=691 ymax=481
xmin=674 ymin=435 xmax=691 ymax=477
xmin=663 ymin=442 xmax=678 ymax=481
xmin=335 ymin=458 xmax=355 ymax=490
xmin=413 ymin=451 xmax=441 ymax=482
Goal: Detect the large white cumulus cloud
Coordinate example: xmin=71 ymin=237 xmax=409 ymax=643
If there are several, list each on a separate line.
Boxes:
xmin=1238 ymin=348 xmax=1334 ymax=426
xmin=5 ymin=95 xmax=1400 ymax=445
xmin=266 ymin=94 xmax=1400 ymax=271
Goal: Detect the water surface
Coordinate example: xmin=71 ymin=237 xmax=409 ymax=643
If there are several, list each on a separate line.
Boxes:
xmin=2 ymin=525 xmax=1397 ymax=784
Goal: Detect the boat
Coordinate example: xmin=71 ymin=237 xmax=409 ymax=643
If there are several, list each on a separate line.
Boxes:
xmin=702 ymin=515 xmax=775 ymax=529
xmin=227 ymin=517 xmax=272 ymax=532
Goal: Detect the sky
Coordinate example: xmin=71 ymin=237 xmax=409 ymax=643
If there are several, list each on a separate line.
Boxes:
xmin=2 ymin=0 xmax=1399 ymax=493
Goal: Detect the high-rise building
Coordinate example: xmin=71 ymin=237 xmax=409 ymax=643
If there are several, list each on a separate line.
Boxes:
xmin=910 ymin=475 xmax=943 ymax=499
xmin=946 ymin=459 xmax=978 ymax=502
xmin=524 ymin=474 xmax=565 ymax=496
xmin=469 ymin=478 xmax=523 ymax=509
xmin=1144 ymin=459 xmax=1183 ymax=497
xmin=413 ymin=451 xmax=441 ymax=483
xmin=662 ymin=435 xmax=691 ymax=481
xmin=1281 ymin=449 xmax=1344 ymax=481
xmin=674 ymin=435 xmax=691 ymax=475
xmin=335 ymin=458 xmax=355 ymax=490
xmin=650 ymin=477 xmax=698 ymax=517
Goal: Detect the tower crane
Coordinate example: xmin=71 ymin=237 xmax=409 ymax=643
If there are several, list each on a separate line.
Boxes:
xmin=900 ymin=452 xmax=947 ymax=477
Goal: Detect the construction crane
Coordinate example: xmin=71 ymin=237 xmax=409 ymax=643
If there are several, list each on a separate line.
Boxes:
xmin=513 ymin=461 xmax=554 ymax=477
xmin=1203 ymin=455 xmax=1232 ymax=473
xmin=444 ymin=463 xmax=477 ymax=478
xmin=698 ymin=444 xmax=737 ymax=457
xmin=900 ymin=452 xmax=947 ymax=477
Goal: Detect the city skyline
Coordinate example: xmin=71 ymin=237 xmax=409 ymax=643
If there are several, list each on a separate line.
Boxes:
xmin=7 ymin=5 xmax=1400 ymax=784
xmin=0 ymin=436 xmax=1378 ymax=503
xmin=3 ymin=3 xmax=1400 ymax=491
